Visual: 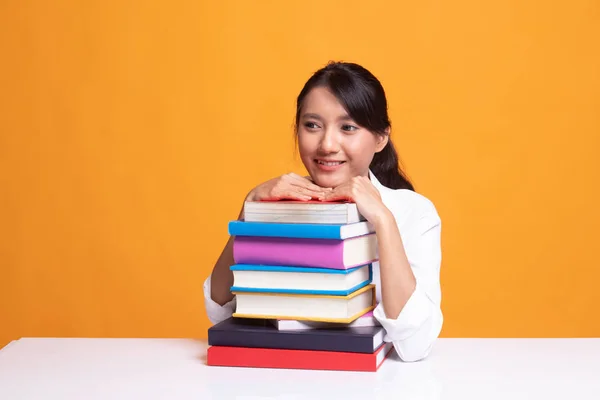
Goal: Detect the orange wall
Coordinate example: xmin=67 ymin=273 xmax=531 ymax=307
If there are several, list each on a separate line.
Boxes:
xmin=1 ymin=1 xmax=599 ymax=348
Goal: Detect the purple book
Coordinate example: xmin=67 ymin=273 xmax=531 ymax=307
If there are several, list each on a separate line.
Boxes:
xmin=232 ymin=234 xmax=378 ymax=270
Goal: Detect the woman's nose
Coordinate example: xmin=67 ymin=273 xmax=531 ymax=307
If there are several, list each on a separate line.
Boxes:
xmin=318 ymin=129 xmax=340 ymax=153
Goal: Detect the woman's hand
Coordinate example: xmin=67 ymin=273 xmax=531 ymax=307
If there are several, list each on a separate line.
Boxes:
xmin=246 ymin=173 xmax=331 ymax=202
xmin=320 ymin=176 xmax=392 ymax=226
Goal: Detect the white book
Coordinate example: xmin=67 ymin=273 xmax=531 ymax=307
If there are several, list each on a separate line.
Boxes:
xmin=230 ymin=264 xmax=372 ymax=295
xmin=243 ymin=200 xmax=365 ymax=224
xmin=269 ymin=309 xmax=381 ymax=331
xmin=232 ymin=285 xmax=376 ymax=323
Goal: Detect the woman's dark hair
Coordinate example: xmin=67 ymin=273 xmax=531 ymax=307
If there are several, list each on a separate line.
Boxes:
xmin=294 ymin=61 xmax=415 ymax=191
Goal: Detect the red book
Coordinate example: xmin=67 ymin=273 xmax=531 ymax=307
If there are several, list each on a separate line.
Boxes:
xmin=206 ymin=342 xmax=394 ymax=372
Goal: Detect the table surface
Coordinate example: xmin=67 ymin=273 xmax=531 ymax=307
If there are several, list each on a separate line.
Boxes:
xmin=1 ymin=337 xmax=599 ymax=400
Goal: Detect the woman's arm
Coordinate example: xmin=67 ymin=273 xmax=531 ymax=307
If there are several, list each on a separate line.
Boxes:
xmin=372 ymin=210 xmax=443 ymax=362
xmin=203 ymin=203 xmax=244 ymax=325
xmin=209 ymin=206 xmax=243 ymax=306
xmin=322 ymin=176 xmax=443 ymax=362
xmin=372 ymin=210 xmax=416 ymax=319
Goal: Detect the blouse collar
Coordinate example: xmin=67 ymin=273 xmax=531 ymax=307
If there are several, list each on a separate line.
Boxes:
xmin=368 ymin=169 xmax=385 ymax=191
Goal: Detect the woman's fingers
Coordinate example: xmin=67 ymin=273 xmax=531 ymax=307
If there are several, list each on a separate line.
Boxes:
xmin=277 ymin=175 xmax=329 ymax=199
xmin=277 ymin=190 xmax=313 ymax=201
xmin=270 ymin=184 xmax=313 ymax=201
xmin=321 ymin=185 xmax=353 ymax=202
xmin=296 ymin=186 xmax=326 ymax=199
xmin=256 ymin=173 xmax=337 ymax=202
xmin=321 ymin=193 xmax=352 ymax=202
xmin=287 ymin=173 xmax=331 ymax=192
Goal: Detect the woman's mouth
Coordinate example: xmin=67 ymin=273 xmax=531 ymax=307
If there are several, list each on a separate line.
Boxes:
xmin=315 ymin=159 xmax=346 ymax=171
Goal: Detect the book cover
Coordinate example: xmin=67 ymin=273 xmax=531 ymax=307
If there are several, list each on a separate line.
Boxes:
xmin=208 ymin=317 xmax=385 ymax=353
xmin=229 ymin=263 xmax=372 ymax=296
xmin=228 ymin=220 xmax=374 ymax=240
xmin=206 ymin=341 xmax=394 ymax=372
xmin=232 ymin=284 xmax=376 ymax=323
xmin=232 ymin=234 xmax=378 ymax=270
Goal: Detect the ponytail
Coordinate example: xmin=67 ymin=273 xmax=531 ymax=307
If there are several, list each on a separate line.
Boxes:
xmin=370 ymin=139 xmax=415 ymax=191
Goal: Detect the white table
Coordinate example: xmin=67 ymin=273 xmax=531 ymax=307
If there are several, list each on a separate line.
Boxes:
xmin=0 ymin=337 xmax=599 ymax=399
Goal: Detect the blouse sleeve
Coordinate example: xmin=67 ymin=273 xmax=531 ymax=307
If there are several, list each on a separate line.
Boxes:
xmin=372 ymin=210 xmax=444 ymax=362
xmin=203 ymin=275 xmax=236 ymax=325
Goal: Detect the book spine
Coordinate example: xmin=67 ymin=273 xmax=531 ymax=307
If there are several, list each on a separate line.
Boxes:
xmin=207 ymin=346 xmax=379 ymax=372
xmin=233 ymin=236 xmax=346 ymax=269
xmin=228 ymin=221 xmax=342 ymax=239
xmin=228 ymin=279 xmax=371 ymax=296
xmin=207 ymin=329 xmax=376 ymax=353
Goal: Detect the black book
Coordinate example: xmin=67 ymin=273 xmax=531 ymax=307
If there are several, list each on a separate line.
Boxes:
xmin=208 ymin=317 xmax=385 ymax=354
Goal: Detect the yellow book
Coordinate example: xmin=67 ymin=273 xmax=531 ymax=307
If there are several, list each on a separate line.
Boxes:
xmin=232 ymin=284 xmax=376 ymax=324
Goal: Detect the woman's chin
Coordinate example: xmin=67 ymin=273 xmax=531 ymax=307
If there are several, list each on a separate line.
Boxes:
xmin=310 ymin=173 xmax=346 ymax=189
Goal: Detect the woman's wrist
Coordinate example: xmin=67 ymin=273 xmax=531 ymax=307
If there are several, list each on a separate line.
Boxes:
xmin=371 ymin=206 xmax=395 ymax=231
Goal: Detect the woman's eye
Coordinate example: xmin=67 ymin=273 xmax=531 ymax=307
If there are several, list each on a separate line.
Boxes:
xmin=341 ymin=124 xmax=358 ymax=132
xmin=304 ymin=122 xmax=320 ymax=129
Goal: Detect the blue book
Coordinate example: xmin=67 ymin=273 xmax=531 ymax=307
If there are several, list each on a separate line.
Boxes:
xmin=229 ymin=263 xmax=373 ymax=296
xmin=228 ymin=220 xmax=374 ymax=240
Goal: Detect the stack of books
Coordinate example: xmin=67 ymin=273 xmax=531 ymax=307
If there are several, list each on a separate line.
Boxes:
xmin=206 ymin=200 xmax=395 ymax=372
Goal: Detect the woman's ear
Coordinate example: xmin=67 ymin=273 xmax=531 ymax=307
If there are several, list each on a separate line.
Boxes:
xmin=375 ymin=128 xmax=390 ymax=153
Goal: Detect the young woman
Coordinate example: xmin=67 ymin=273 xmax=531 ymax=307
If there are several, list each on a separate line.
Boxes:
xmin=204 ymin=61 xmax=443 ymax=362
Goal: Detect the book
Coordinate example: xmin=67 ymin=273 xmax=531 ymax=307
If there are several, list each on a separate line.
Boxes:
xmin=269 ymin=310 xmax=380 ymax=331
xmin=243 ymin=200 xmax=365 ymax=224
xmin=232 ymin=284 xmax=376 ymax=323
xmin=208 ymin=317 xmax=385 ymax=353
xmin=228 ymin=220 xmax=375 ymax=240
xmin=229 ymin=263 xmax=372 ymax=296
xmin=206 ymin=341 xmax=394 ymax=372
xmin=233 ymin=234 xmax=378 ymax=270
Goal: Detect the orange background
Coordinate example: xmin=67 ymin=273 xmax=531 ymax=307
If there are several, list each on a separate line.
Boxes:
xmin=1 ymin=1 xmax=599 ymax=348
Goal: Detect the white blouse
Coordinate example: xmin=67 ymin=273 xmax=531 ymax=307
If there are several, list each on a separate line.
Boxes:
xmin=203 ymin=170 xmax=443 ymax=362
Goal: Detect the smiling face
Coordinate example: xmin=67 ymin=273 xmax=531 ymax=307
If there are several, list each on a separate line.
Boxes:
xmin=297 ymin=87 xmax=389 ymax=188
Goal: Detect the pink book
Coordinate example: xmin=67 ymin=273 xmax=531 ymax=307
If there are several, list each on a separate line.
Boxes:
xmin=232 ymin=234 xmax=378 ymax=270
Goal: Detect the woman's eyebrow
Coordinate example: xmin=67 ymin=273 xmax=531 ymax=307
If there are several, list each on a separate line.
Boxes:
xmin=302 ymin=113 xmax=353 ymax=121
xmin=301 ymin=113 xmax=322 ymax=120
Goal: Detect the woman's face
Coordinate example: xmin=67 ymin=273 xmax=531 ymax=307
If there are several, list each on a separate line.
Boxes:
xmin=297 ymin=87 xmax=388 ymax=188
